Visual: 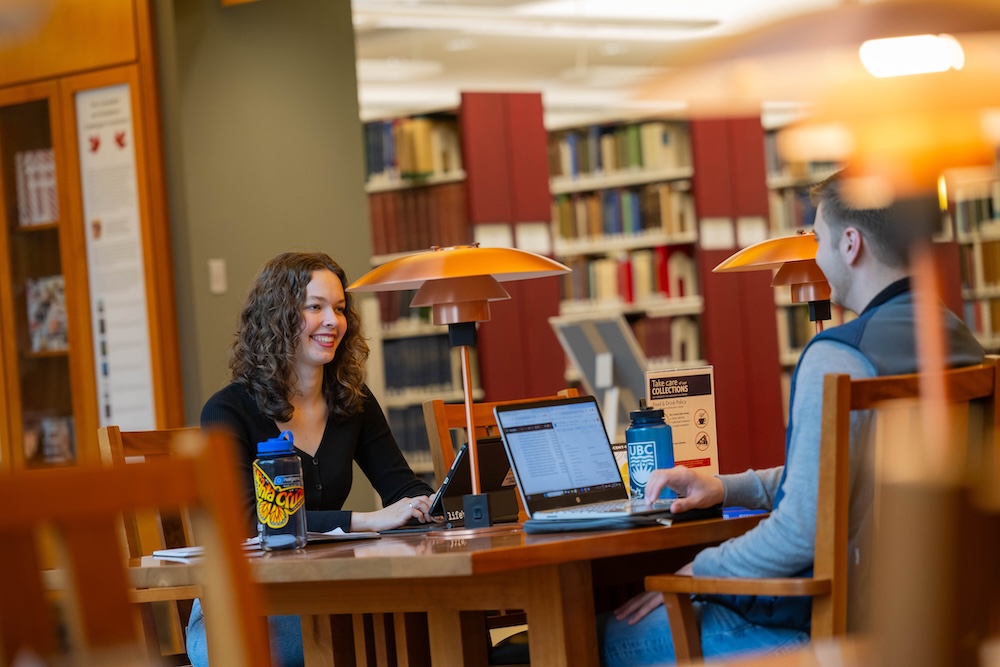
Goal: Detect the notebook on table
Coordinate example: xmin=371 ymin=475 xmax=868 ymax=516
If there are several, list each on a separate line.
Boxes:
xmin=493 ymin=395 xmax=685 ymax=521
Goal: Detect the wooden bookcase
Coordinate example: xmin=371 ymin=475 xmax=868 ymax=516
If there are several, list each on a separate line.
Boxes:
xmin=686 ymin=117 xmax=787 ymax=473
xmin=0 ymin=1 xmax=181 ymax=471
xmin=951 ymin=171 xmax=1000 ymax=351
xmin=543 ymin=116 xmax=788 ymax=472
xmin=361 ymin=93 xmax=565 ymax=469
xmin=547 ymin=117 xmax=705 ymax=374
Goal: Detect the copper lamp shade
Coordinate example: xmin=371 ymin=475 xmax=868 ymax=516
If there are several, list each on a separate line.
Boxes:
xmin=349 ymin=245 xmax=570 ymax=325
xmin=713 ymin=231 xmax=831 ymax=309
xmin=348 ymin=244 xmax=570 ymax=498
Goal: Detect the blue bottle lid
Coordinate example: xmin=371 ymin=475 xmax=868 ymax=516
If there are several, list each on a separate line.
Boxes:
xmin=629 ymin=398 xmax=665 ymax=422
xmin=257 ymin=430 xmax=295 ymax=455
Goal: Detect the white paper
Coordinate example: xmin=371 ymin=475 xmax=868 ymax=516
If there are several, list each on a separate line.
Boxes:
xmin=76 ymin=85 xmax=156 ymax=430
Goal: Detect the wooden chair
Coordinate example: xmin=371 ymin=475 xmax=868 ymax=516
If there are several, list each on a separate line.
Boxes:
xmin=645 ymin=359 xmax=1000 ymax=663
xmin=423 ymin=387 xmax=579 ymax=487
xmin=0 ymin=429 xmax=270 ymax=667
xmin=98 ymin=425 xmax=201 ymax=664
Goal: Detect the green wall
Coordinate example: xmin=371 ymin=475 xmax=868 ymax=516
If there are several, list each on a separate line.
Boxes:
xmin=153 ymin=0 xmax=376 ymax=509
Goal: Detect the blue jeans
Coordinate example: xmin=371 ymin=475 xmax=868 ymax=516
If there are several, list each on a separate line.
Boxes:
xmin=598 ymin=598 xmax=809 ymax=667
xmin=186 ymin=598 xmax=304 ymax=667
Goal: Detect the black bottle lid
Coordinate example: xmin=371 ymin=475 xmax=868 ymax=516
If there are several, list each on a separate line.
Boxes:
xmin=629 ymin=398 xmax=665 ymax=421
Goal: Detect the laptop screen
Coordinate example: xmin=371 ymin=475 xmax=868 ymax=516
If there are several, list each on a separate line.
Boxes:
xmin=494 ymin=396 xmax=628 ymax=513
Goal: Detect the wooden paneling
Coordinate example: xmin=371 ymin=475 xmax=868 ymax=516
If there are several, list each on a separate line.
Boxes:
xmin=460 ymin=92 xmax=564 ymax=401
xmin=691 ymin=117 xmax=785 ymax=473
xmin=0 ymin=0 xmax=137 ymax=88
xmin=460 ymin=93 xmax=513 ymax=224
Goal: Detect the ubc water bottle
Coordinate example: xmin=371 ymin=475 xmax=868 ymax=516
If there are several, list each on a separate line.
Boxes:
xmin=253 ymin=430 xmax=307 ymax=551
xmin=626 ymin=399 xmax=677 ymax=500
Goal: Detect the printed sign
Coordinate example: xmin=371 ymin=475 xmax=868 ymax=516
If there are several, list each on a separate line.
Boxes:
xmin=645 ymin=366 xmax=720 ymax=475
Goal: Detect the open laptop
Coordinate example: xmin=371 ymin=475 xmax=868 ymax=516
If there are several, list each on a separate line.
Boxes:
xmin=493 ymin=395 xmax=676 ymax=520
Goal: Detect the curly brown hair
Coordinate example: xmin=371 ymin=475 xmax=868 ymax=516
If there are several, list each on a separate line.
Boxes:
xmin=230 ymin=252 xmax=370 ymax=422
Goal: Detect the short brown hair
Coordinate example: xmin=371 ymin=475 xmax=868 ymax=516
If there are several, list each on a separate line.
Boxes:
xmin=810 ymin=173 xmax=910 ymax=270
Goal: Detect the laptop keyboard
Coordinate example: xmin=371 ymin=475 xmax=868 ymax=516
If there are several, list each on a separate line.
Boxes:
xmin=549 ymin=500 xmax=632 ymax=515
xmin=534 ymin=497 xmax=678 ymax=519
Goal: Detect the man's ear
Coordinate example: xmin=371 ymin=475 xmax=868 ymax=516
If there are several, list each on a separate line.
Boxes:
xmin=842 ymin=227 xmax=862 ymax=265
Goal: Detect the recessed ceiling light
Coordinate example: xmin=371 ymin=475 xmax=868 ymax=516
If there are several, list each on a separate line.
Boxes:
xmin=445 ymin=37 xmax=477 ymax=52
xmin=356 ymin=58 xmax=444 ymax=82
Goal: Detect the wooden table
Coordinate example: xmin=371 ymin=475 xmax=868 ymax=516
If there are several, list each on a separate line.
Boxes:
xmin=130 ymin=515 xmax=764 ymax=667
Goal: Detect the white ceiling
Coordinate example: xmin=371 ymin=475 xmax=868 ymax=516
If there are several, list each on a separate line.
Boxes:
xmin=351 ymin=0 xmax=840 ymax=128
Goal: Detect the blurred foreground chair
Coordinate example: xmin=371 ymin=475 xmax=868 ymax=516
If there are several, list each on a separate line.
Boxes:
xmin=0 ymin=429 xmax=270 ymax=667
xmin=645 ymin=359 xmax=1000 ymax=663
xmin=98 ymin=425 xmax=201 ymax=665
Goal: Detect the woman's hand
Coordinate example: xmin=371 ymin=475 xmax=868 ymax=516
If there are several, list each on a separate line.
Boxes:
xmin=350 ymin=495 xmax=435 ymax=532
xmin=644 ymin=466 xmax=724 ymax=513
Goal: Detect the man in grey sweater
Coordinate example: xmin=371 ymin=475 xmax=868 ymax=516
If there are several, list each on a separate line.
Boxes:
xmin=598 ymin=174 xmax=984 ymax=667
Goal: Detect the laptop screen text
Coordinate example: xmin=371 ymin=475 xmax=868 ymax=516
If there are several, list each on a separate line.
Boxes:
xmin=495 ymin=399 xmax=625 ymax=506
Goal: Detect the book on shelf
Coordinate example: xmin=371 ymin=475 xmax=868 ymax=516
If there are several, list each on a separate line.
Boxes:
xmin=26 ymin=274 xmax=68 ymax=353
xmin=549 ymin=120 xmax=691 ymax=179
xmin=552 ymin=183 xmax=694 ymax=243
xmin=369 ymin=181 xmax=469 ymax=256
xmin=953 ymin=189 xmax=997 ymax=237
xmin=365 ymin=116 xmax=462 ymax=184
xmin=23 ymin=415 xmax=75 ymax=464
xmin=387 ymin=404 xmax=433 ymax=470
xmin=15 ymin=149 xmax=58 ymax=227
xmin=769 ymin=186 xmax=818 ymax=235
xmin=666 ymin=249 xmax=697 ymax=298
xmin=382 ymin=335 xmax=454 ymax=392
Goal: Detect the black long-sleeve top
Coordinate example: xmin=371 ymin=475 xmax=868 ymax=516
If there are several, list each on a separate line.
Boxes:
xmin=201 ymin=382 xmax=433 ymax=534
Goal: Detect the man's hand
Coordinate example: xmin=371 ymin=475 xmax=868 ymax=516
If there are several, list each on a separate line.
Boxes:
xmin=614 ymin=561 xmax=695 ymax=625
xmin=614 ymin=591 xmax=663 ymax=626
xmin=645 ymin=466 xmax=724 ymax=513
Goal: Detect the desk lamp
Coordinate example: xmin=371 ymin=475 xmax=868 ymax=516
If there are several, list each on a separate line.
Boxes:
xmin=348 ymin=244 xmax=569 ymax=496
xmin=712 ymin=231 xmax=830 ymax=334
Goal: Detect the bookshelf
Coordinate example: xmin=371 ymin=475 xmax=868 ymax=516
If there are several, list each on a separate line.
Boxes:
xmin=0 ymin=2 xmax=182 ymax=473
xmin=362 ymin=112 xmax=474 ymax=473
xmin=547 ymin=119 xmax=707 ymax=374
xmin=763 ymin=128 xmax=839 ymax=237
xmin=952 ymin=173 xmax=1000 ymax=351
xmin=361 ymin=94 xmax=561 ymax=469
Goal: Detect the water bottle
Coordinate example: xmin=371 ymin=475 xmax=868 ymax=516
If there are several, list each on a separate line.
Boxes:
xmin=253 ymin=430 xmax=307 ymax=551
xmin=626 ymin=399 xmax=677 ymax=500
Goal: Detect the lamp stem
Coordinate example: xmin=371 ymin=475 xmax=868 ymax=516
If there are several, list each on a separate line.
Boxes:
xmin=459 ymin=344 xmax=481 ymax=495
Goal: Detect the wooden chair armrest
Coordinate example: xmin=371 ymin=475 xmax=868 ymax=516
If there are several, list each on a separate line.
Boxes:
xmin=129 ymin=584 xmax=203 ymax=604
xmin=645 ymin=574 xmax=831 ymax=597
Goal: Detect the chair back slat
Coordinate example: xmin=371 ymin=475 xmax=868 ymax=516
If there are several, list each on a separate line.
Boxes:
xmin=816 ymin=358 xmax=999 ymax=638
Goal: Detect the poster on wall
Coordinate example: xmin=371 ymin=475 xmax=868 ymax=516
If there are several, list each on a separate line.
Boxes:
xmin=76 ymin=84 xmax=155 ymax=430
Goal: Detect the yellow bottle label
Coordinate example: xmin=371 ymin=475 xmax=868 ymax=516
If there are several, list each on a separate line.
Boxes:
xmin=253 ymin=461 xmax=305 ymax=529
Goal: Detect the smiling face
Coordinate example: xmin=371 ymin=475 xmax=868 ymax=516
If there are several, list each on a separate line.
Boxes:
xmin=293 ymin=269 xmax=347 ymax=372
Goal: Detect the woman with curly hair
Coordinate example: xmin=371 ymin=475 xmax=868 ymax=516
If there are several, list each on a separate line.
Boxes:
xmin=186 ymin=251 xmax=435 ymax=667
